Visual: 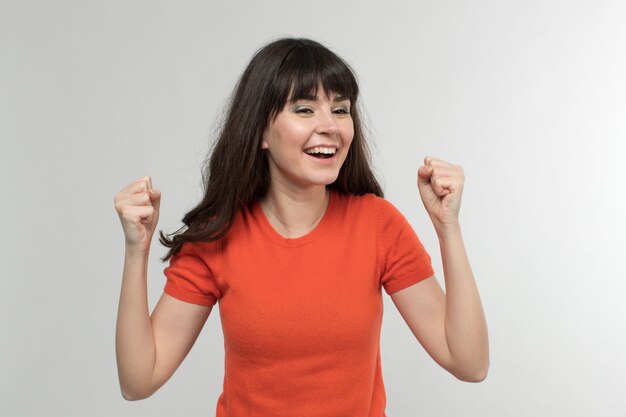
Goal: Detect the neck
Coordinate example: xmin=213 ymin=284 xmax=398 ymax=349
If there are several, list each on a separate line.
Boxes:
xmin=259 ymin=185 xmax=330 ymax=238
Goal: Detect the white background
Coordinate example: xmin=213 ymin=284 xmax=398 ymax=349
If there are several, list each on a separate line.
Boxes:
xmin=2 ymin=0 xmax=625 ymax=416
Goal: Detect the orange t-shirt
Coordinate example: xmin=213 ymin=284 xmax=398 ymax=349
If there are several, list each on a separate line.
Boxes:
xmin=163 ymin=189 xmax=434 ymax=417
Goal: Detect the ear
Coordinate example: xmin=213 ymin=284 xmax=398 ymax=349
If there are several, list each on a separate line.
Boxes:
xmin=260 ymin=129 xmax=270 ymax=150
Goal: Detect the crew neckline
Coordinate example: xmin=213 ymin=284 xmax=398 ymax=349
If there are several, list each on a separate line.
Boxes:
xmin=254 ymin=189 xmax=336 ymax=247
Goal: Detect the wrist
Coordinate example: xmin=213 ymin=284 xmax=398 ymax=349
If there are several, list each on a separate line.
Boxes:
xmin=434 ymin=221 xmax=462 ymax=238
xmin=125 ymin=244 xmax=150 ymax=257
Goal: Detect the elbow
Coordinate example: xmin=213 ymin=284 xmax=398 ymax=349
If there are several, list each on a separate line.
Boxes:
xmin=118 ymin=369 xmax=160 ymax=400
xmin=448 ymin=360 xmax=489 ymax=382
xmin=121 ymin=391 xmax=150 ymax=402
xmin=122 ymin=392 xmax=141 ymax=402
xmin=451 ymin=360 xmax=489 ymax=383
xmin=121 ymin=390 xmax=141 ymax=401
xmin=456 ymin=367 xmax=488 ymax=383
xmin=120 ymin=386 xmax=155 ymax=401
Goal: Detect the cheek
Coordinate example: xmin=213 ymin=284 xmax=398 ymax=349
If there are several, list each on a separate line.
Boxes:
xmin=343 ymin=125 xmax=355 ymax=146
xmin=342 ymin=118 xmax=355 ymax=135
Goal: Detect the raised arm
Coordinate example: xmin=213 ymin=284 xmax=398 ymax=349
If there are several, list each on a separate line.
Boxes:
xmin=115 ymin=248 xmax=213 ymax=400
xmin=390 ymin=157 xmax=488 ymax=381
xmin=114 ymin=177 xmax=213 ymax=399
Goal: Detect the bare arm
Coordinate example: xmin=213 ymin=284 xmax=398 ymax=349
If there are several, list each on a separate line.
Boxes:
xmin=390 ymin=223 xmax=488 ymax=382
xmin=115 ymin=247 xmax=156 ymax=400
xmin=114 ymin=177 xmax=213 ymax=400
xmin=390 ymin=157 xmax=489 ymax=381
xmin=437 ymin=223 xmax=488 ymax=380
xmin=115 ymin=247 xmax=212 ymax=400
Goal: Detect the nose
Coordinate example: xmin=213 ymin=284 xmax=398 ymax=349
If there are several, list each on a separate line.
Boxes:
xmin=315 ymin=109 xmax=340 ymax=135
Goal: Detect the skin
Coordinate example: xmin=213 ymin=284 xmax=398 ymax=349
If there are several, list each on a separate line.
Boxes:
xmin=115 ymin=90 xmax=488 ymax=402
xmin=259 ymin=89 xmax=489 ymax=380
xmin=389 ymin=157 xmax=489 ymax=381
xmin=259 ymin=88 xmax=354 ymax=238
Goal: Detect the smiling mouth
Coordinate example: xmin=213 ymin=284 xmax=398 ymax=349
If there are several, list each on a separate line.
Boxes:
xmin=303 ymin=147 xmax=337 ymax=159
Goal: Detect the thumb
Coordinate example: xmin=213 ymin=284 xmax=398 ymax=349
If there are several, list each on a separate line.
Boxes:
xmin=417 ymin=166 xmax=433 ymax=187
xmin=149 ymin=188 xmax=161 ymax=214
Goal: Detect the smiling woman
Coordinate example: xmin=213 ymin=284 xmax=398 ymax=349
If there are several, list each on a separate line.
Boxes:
xmin=260 ymin=88 xmax=354 ymax=195
xmin=161 ymin=37 xmax=382 ymax=248
xmin=114 ymin=37 xmax=488 ymax=416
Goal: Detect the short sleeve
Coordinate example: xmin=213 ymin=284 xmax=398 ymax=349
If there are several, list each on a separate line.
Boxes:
xmin=378 ymin=198 xmax=435 ymax=295
xmin=163 ymin=241 xmax=221 ymax=307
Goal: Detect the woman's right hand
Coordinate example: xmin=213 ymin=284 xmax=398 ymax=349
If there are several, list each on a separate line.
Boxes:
xmin=114 ymin=176 xmax=161 ymax=251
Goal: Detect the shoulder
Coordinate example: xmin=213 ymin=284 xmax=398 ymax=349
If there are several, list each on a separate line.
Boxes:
xmin=331 ymin=192 xmax=407 ymax=233
xmin=332 ymin=190 xmax=381 ymax=209
xmin=348 ymin=192 xmax=404 ymax=220
xmin=175 ymin=239 xmax=221 ymax=260
xmin=332 ymin=190 xmax=405 ymax=218
xmin=331 ymin=191 xmax=377 ymax=218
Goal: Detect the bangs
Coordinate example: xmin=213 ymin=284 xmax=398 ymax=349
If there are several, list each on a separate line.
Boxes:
xmin=268 ymin=42 xmax=359 ymax=117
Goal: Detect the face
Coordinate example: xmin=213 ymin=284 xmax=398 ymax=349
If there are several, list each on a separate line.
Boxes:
xmin=261 ymin=89 xmax=354 ymax=192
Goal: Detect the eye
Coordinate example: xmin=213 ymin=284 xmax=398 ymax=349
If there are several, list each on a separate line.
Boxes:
xmin=333 ymin=107 xmax=350 ymax=114
xmin=295 ymin=106 xmax=313 ymax=114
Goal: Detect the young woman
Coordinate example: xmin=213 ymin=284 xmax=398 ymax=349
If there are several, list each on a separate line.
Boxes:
xmin=114 ymin=37 xmax=489 ymax=416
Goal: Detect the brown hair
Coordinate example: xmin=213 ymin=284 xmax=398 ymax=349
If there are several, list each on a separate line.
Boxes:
xmin=158 ymin=37 xmax=383 ymax=262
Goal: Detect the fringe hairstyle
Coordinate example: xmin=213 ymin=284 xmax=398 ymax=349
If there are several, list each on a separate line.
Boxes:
xmin=158 ymin=37 xmax=383 ymax=262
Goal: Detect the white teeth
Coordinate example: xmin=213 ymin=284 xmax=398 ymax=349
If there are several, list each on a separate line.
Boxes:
xmin=304 ymin=147 xmax=336 ymax=155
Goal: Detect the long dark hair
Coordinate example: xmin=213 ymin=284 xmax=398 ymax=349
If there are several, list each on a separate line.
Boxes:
xmin=158 ymin=37 xmax=383 ymax=262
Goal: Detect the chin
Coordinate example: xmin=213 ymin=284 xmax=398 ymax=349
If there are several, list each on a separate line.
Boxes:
xmin=316 ymin=175 xmax=340 ymax=186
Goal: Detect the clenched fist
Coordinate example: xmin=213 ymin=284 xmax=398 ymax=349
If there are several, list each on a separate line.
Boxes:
xmin=114 ymin=176 xmax=161 ymax=251
xmin=417 ymin=156 xmax=465 ymax=232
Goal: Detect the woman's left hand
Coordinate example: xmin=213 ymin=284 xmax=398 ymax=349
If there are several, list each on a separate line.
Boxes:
xmin=417 ymin=156 xmax=465 ymax=231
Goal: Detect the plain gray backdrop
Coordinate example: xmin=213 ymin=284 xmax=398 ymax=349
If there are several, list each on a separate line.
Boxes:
xmin=2 ymin=0 xmax=625 ymax=416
